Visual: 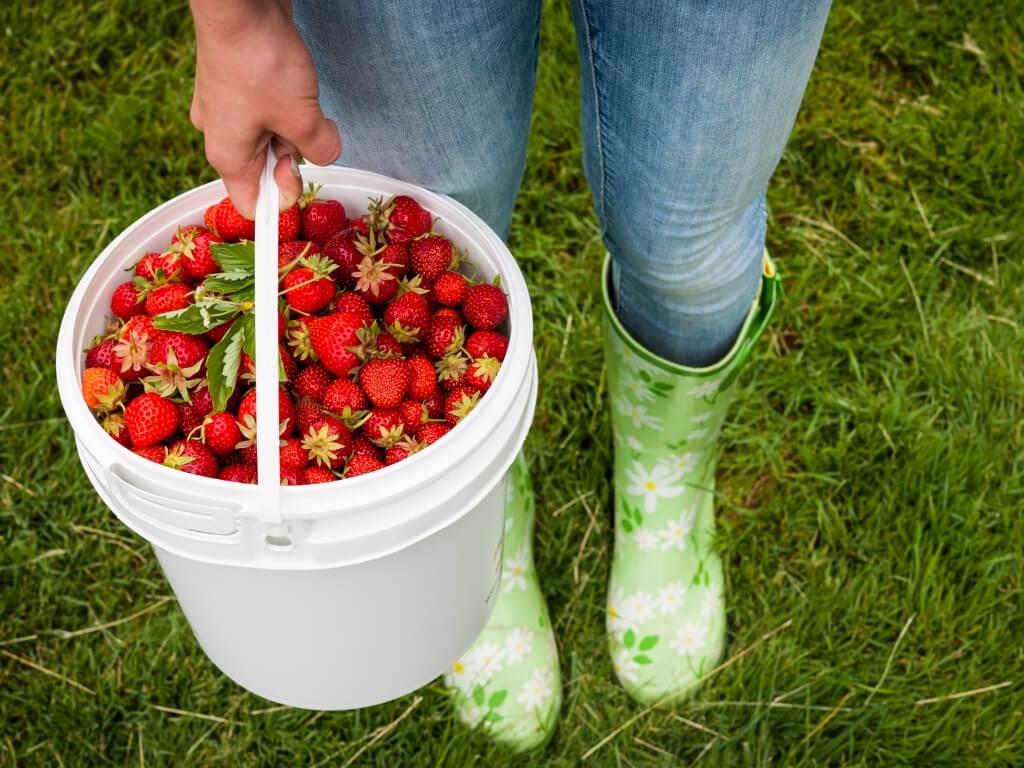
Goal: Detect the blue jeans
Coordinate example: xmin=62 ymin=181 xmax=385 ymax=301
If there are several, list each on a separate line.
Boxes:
xmin=293 ymin=0 xmax=831 ymax=366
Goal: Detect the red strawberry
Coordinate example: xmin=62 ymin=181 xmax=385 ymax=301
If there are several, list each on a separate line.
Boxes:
xmin=214 ymin=197 xmax=255 ymax=241
xmin=322 ymin=377 xmax=367 ymax=414
xmin=332 ymin=291 xmax=374 ymax=324
xmin=278 ymin=240 xmax=321 ymax=270
xmin=192 ymin=386 xmax=215 ymax=418
xmin=111 ymin=322 xmax=154 ymax=382
xmin=150 ymin=332 xmax=208 ymax=370
xmin=322 ymin=229 xmax=364 ymax=289
xmin=206 ymin=319 xmax=233 ymax=344
xmin=279 ymin=345 xmax=298 ymax=382
xmin=462 ymin=283 xmax=508 ymax=330
xmin=178 ymin=385 xmax=215 ymax=434
xmin=286 ymin=316 xmax=317 ymax=362
xmin=280 ymin=466 xmax=305 ymax=486
xmin=417 ymin=422 xmax=451 ymax=445
xmin=111 ymin=281 xmax=145 ymax=319
xmin=125 ymin=392 xmax=180 ymax=448
xmin=220 ymin=463 xmax=257 ymax=484
xmin=279 ymin=437 xmax=309 ymax=471
xmin=175 ymin=230 xmax=223 ymax=280
xmin=202 ymin=412 xmax=242 ymax=456
xmin=146 ymin=283 xmax=192 ymax=316
xmin=384 ymin=291 xmax=431 ymax=342
xmin=436 ymin=352 xmax=469 ymax=391
xmin=360 ymin=358 xmax=409 ymax=408
xmin=398 ymin=400 xmax=428 ymax=432
xmin=406 ymin=354 xmax=438 ymax=400
xmin=295 ymin=396 xmax=326 ymax=432
xmin=237 ymin=386 xmax=296 ymax=437
xmin=301 ymin=415 xmax=352 ymax=469
xmin=465 ymin=330 xmax=509 ymax=361
xmin=294 ymin=364 xmax=333 ymax=401
xmin=466 ymin=356 xmax=501 ymax=392
xmin=135 ymin=251 xmax=184 ymax=283
xmin=171 ymin=225 xmax=206 ymax=244
xmin=204 ymin=203 xmax=220 ymax=235
xmin=82 ymin=367 xmax=125 ymax=411
xmin=373 ymin=195 xmax=432 ymax=242
xmin=375 ymin=332 xmax=403 ymax=358
xmin=363 ymin=408 xmax=404 ymax=447
xmin=301 ymin=188 xmax=347 ymax=245
xmin=422 ymin=389 xmax=445 ymax=419
xmin=385 ymin=435 xmax=425 ymax=465
xmin=101 ymin=412 xmax=131 ymax=447
xmin=433 ymin=270 xmax=468 ymax=307
xmin=351 ymin=434 xmax=383 ymax=462
xmin=279 ymin=203 xmax=301 ymax=242
xmin=283 ymin=263 xmax=336 ymax=313
xmin=410 ymin=236 xmax=453 ymax=281
xmin=352 ymin=255 xmax=400 ymax=305
xmin=166 ymin=440 xmax=218 ymax=477
xmin=302 ymin=465 xmax=337 ymax=484
xmin=309 ymin=312 xmax=367 ymax=376
xmin=134 ymin=445 xmax=168 ymax=463
xmin=86 ymin=338 xmax=117 ymax=369
xmin=424 ymin=314 xmax=465 ymax=358
xmin=345 ymin=453 xmax=385 ymax=478
xmin=445 ymin=386 xmax=481 ymax=426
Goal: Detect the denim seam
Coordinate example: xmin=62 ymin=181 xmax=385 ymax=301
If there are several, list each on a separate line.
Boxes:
xmin=577 ymin=0 xmax=607 ymax=233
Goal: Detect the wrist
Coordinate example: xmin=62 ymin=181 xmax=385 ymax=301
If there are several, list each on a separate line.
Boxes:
xmin=190 ymin=0 xmax=284 ymax=40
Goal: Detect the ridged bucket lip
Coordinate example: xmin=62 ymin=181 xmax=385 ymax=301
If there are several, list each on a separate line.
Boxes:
xmin=56 ymin=166 xmax=535 ymax=526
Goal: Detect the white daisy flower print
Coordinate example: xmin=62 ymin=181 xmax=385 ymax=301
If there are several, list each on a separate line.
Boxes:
xmin=607 ymin=587 xmax=632 ymax=635
xmin=625 ymin=435 xmax=644 ymax=452
xmin=470 ymin=641 xmax=506 ymax=682
xmin=657 ymin=582 xmax=687 ymax=615
xmin=699 ymin=583 xmax=722 ymax=621
xmin=625 ymin=461 xmax=684 ymax=515
xmin=613 ymin=397 xmax=663 ymax=430
xmin=516 ymin=667 xmax=553 ymax=712
xmin=613 ymin=649 xmax=640 ymax=684
xmin=624 ymin=374 xmax=656 ymax=403
xmin=670 ymin=621 xmax=709 ymax=656
xmin=502 ymin=544 xmax=530 ymax=592
xmin=657 ymin=452 xmax=700 ymax=476
xmin=690 ymin=411 xmax=714 ymax=426
xmin=635 ymin=528 xmax=659 ymax=552
xmin=447 ymin=654 xmax=482 ymax=694
xmin=503 ymin=627 xmax=533 ymax=664
xmin=688 ymin=427 xmax=710 ymax=440
xmin=659 ymin=506 xmax=697 ymax=551
xmin=625 ymin=591 xmax=657 ymax=625
xmin=690 ymin=380 xmax=720 ymax=398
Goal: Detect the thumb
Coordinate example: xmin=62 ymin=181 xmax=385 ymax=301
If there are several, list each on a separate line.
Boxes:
xmin=291 ymin=113 xmax=342 ymax=167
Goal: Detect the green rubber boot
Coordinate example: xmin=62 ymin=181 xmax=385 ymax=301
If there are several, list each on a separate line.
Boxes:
xmin=443 ymin=455 xmax=561 ymax=750
xmin=603 ymin=253 xmax=780 ymax=704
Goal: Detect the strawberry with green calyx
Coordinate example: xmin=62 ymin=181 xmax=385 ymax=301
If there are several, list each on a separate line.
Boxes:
xmin=281 ymin=254 xmax=337 ymax=313
xmin=322 ymin=229 xmax=364 ymax=289
xmin=145 ymin=283 xmax=193 ymax=317
xmin=112 ymin=326 xmax=153 ymax=382
xmin=398 ymin=400 xmax=429 ymax=433
xmin=368 ymin=195 xmax=432 ymax=243
xmin=101 ymin=411 xmax=131 ymax=447
xmin=85 ymin=337 xmax=118 ymax=369
xmin=280 ymin=466 xmax=305 ymax=486
xmin=462 ymin=282 xmax=508 ymax=330
xmin=309 ymin=311 xmax=367 ymax=376
xmin=363 ymin=408 xmax=404 ymax=448
xmin=214 ymin=197 xmax=256 ymax=242
xmin=279 ymin=437 xmax=310 ymax=472
xmin=286 ymin=316 xmax=318 ymax=362
xmin=134 ymin=445 xmax=168 ymax=463
xmin=384 ymin=290 xmax=431 ymax=343
xmin=301 ymin=415 xmax=352 ymax=469
xmin=435 ymin=352 xmax=469 ymax=390
xmin=236 ymin=387 xmax=296 ymax=442
xmin=359 ymin=358 xmax=409 ymax=408
xmin=125 ymin=392 xmax=180 ymax=448
xmin=385 ymin=434 xmax=426 ymax=465
xmin=201 ymin=411 xmax=242 ymax=456
xmin=82 ymin=367 xmax=125 ymax=412
xmin=352 ymin=254 xmax=400 ymax=305
xmin=332 ymin=291 xmax=374 ymax=324
xmin=466 ymin=355 xmax=501 ymax=392
xmin=172 ymin=227 xmax=223 ymax=280
xmin=111 ymin=281 xmax=145 ymax=320
xmin=143 ymin=347 xmax=204 ymax=402
xmin=351 ymin=434 xmax=383 ymax=461
xmin=300 ymin=183 xmax=347 ymax=245
xmin=425 ymin=314 xmax=466 ymax=359
xmin=322 ymin=377 xmax=367 ymax=413
xmin=422 ymin=389 xmax=445 ymax=420
xmin=135 ymin=250 xmax=184 ymax=283
xmin=465 ymin=330 xmax=508 ymax=361
xmin=294 ymin=396 xmax=325 ymax=433
xmin=278 ymin=240 xmax=321 ymax=271
xmin=445 ymin=387 xmax=481 ymax=426
xmin=150 ymin=332 xmax=208 ymax=370
xmin=165 ymin=440 xmax=219 ymax=477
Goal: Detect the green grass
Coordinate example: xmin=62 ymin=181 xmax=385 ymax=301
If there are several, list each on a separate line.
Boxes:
xmin=2 ymin=0 xmax=1023 ymax=765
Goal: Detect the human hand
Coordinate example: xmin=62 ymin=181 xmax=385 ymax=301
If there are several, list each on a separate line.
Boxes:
xmin=189 ymin=0 xmax=341 ymax=218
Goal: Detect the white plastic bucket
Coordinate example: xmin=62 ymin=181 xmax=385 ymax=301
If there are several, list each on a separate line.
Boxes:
xmin=55 ymin=158 xmax=537 ymax=710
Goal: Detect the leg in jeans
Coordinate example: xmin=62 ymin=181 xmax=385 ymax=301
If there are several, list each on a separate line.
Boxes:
xmin=575 ymin=0 xmax=832 ymax=367
xmin=291 ymin=1 xmax=561 ymax=751
xmin=575 ymin=0 xmax=831 ymax=702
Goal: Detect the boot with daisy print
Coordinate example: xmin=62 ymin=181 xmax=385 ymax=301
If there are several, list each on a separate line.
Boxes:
xmin=442 ymin=454 xmax=561 ymax=751
xmin=603 ymin=252 xmax=780 ymax=704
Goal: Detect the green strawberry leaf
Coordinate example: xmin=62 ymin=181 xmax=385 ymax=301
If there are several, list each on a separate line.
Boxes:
xmin=207 ymin=320 xmax=246 ymax=412
xmin=151 ymin=304 xmax=210 ymax=334
xmin=239 ymin=313 xmax=256 ymax=361
xmin=488 ymin=689 xmax=507 ymax=708
xmin=211 ymin=241 xmax=255 ymax=273
xmin=472 ymin=684 xmax=485 ymax=706
xmin=638 ymin=635 xmax=659 ymax=651
xmin=634 ymin=654 xmax=653 ymax=665
xmin=623 ymin=628 xmax=636 ymax=649
xmin=202 ymin=272 xmax=254 ymax=295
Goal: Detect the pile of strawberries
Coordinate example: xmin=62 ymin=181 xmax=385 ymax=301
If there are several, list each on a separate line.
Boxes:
xmin=80 ymin=188 xmax=509 ymax=484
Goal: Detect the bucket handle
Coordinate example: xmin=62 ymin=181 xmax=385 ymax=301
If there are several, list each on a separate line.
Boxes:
xmin=253 ymin=146 xmax=283 ymax=528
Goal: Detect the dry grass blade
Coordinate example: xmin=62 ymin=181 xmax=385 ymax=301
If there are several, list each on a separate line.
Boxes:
xmin=151 ymin=705 xmax=242 ymax=726
xmin=52 ymin=597 xmax=173 ymax=640
xmin=335 ymin=696 xmax=423 ymax=768
xmin=915 ymin=681 xmax=1013 ymax=706
xmin=1 ymin=650 xmax=95 ymax=695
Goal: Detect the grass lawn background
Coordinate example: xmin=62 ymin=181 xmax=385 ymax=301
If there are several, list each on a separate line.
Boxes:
xmin=2 ymin=0 xmax=1022 ymax=765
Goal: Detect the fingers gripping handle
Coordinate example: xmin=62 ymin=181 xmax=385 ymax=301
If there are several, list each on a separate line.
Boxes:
xmin=254 ymin=147 xmax=283 ymax=525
